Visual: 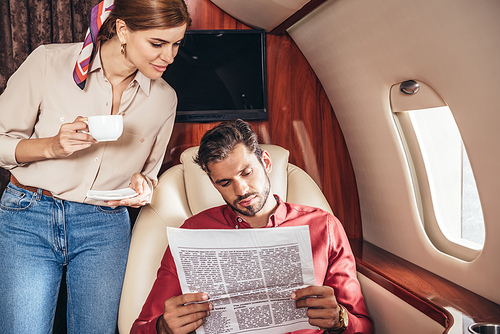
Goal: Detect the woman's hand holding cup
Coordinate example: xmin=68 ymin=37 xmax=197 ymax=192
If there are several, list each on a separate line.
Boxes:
xmin=48 ymin=115 xmax=124 ymax=159
xmin=47 ymin=116 xmax=97 ymax=158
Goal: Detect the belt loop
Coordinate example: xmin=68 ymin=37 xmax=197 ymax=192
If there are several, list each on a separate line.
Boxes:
xmin=36 ymin=188 xmax=43 ymax=201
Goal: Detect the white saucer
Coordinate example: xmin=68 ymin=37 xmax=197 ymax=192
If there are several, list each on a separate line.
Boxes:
xmin=86 ymin=188 xmax=138 ymax=201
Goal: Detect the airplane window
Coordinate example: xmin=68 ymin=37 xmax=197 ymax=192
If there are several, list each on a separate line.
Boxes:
xmin=392 ymin=88 xmax=485 ymax=261
xmin=408 ymin=107 xmax=485 ymax=247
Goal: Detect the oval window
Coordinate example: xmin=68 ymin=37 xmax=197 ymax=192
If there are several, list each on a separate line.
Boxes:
xmin=391 ymin=81 xmax=485 ymax=261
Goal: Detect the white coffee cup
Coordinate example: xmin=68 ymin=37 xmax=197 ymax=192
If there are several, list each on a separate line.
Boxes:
xmin=86 ymin=115 xmax=123 ymax=142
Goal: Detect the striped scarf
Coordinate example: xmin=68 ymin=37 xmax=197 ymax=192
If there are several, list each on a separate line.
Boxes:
xmin=73 ymin=0 xmax=114 ymax=90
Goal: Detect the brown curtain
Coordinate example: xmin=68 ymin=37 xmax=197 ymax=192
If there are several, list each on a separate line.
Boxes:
xmin=0 ymin=0 xmax=101 ymax=92
xmin=0 ymin=0 xmax=100 ymax=193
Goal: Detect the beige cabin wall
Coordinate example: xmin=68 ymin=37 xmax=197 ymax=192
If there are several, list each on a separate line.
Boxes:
xmin=287 ymin=0 xmax=500 ymax=304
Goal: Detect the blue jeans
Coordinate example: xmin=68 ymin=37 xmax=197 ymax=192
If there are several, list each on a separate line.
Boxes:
xmin=0 ymin=182 xmax=131 ymax=334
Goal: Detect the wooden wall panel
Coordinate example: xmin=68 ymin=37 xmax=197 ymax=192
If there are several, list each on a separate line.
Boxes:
xmin=164 ymin=0 xmax=363 ymax=238
xmin=352 ymin=240 xmax=500 ymax=331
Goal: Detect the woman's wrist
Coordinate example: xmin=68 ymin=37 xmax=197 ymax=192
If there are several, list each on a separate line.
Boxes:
xmin=15 ymin=138 xmax=53 ymax=164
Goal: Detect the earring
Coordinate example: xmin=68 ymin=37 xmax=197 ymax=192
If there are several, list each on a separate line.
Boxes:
xmin=120 ymin=43 xmax=125 ymax=55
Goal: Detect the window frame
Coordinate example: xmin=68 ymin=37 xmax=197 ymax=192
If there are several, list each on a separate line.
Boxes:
xmin=390 ymin=81 xmax=484 ymax=261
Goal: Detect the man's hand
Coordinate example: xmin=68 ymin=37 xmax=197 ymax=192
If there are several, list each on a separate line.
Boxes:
xmin=156 ymin=293 xmax=212 ymax=334
xmin=292 ymin=286 xmax=342 ymax=331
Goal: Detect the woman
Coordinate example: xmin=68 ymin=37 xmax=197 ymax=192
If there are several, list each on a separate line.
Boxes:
xmin=0 ymin=0 xmax=190 ymax=332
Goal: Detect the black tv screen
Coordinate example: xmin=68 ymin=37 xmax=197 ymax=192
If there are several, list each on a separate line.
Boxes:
xmin=162 ymin=29 xmax=267 ymax=122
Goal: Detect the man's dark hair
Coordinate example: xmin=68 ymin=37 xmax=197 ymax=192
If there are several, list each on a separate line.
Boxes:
xmin=194 ymin=119 xmax=263 ymax=174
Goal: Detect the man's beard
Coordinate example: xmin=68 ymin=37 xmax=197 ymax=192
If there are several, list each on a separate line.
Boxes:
xmin=226 ymin=174 xmax=271 ymax=217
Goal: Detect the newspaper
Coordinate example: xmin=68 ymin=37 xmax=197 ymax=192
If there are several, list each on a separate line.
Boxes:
xmin=167 ymin=226 xmax=317 ymax=334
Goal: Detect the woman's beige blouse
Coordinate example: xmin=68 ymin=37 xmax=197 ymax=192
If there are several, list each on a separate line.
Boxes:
xmin=0 ymin=43 xmax=177 ymax=204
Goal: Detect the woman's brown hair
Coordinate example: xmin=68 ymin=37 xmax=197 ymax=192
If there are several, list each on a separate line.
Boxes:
xmin=99 ymin=0 xmax=191 ymax=42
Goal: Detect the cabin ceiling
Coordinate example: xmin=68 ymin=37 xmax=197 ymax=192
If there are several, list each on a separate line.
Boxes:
xmin=210 ymin=0 xmax=325 ymax=33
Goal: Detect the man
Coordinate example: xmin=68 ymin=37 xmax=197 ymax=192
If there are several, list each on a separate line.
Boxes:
xmin=131 ymin=120 xmax=373 ymax=334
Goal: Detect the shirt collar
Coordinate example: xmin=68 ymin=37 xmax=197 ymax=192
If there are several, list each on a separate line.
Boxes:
xmin=89 ymin=47 xmax=152 ymax=96
xmin=134 ymin=71 xmax=152 ymax=96
xmin=223 ymin=195 xmax=287 ymax=228
xmin=268 ymin=195 xmax=287 ymax=227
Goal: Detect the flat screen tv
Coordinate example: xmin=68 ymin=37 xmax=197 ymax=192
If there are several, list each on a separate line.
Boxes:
xmin=162 ymin=29 xmax=267 ymax=122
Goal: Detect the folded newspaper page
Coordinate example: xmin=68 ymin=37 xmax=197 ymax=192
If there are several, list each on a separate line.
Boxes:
xmin=167 ymin=226 xmax=317 ymax=334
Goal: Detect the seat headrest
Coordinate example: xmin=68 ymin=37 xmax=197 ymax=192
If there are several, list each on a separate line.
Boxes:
xmin=181 ymin=145 xmax=290 ymax=215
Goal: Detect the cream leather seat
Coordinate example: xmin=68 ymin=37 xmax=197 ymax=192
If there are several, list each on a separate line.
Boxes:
xmin=117 ymin=144 xmax=332 ymax=333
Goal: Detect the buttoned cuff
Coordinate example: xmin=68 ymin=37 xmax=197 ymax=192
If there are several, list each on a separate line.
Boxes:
xmin=0 ymin=137 xmax=27 ymax=169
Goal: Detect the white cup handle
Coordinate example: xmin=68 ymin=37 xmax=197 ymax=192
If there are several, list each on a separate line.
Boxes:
xmin=83 ymin=120 xmax=90 ymax=134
